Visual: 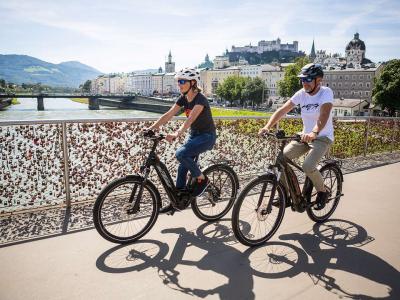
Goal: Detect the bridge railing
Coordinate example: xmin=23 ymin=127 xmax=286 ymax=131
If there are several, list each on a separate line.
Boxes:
xmin=0 ymin=116 xmax=399 ymax=213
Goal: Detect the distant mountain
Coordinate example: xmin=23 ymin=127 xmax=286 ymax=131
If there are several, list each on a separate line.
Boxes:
xmin=0 ymin=54 xmax=103 ymax=87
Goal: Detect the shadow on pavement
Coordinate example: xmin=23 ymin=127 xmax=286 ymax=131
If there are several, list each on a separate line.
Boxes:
xmin=243 ymin=219 xmax=400 ymax=299
xmin=96 ymin=219 xmax=255 ymax=299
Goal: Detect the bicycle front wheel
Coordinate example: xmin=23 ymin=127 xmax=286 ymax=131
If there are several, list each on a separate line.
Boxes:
xmin=232 ymin=176 xmax=286 ymax=247
xmin=93 ymin=175 xmax=160 ymax=244
xmin=191 ymin=164 xmax=238 ymax=221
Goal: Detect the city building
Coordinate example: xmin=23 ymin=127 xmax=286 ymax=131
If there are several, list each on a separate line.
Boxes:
xmin=261 ymin=64 xmax=285 ymax=97
xmin=128 ymin=73 xmax=152 ymax=96
xmin=198 ymin=54 xmax=214 ymax=69
xmin=213 ymin=55 xmax=230 ymax=69
xmin=165 ymin=51 xmax=175 ymax=73
xmin=231 ymin=38 xmax=298 ymax=53
xmin=332 ymin=98 xmax=369 ymax=116
xmin=309 ymin=40 xmax=316 ymax=61
xmin=310 ymin=32 xmax=382 ymax=102
xmin=323 ymin=65 xmax=383 ymax=101
xmin=200 ymin=67 xmax=240 ymax=97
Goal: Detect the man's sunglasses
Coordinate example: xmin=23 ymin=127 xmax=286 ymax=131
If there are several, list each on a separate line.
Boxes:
xmin=300 ymin=77 xmax=314 ymax=83
xmin=177 ymin=79 xmax=189 ymax=85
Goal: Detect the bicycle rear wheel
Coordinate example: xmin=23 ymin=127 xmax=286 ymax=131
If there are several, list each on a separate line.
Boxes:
xmin=306 ymin=164 xmax=343 ymax=223
xmin=93 ymin=175 xmax=160 ymax=244
xmin=232 ymin=176 xmax=286 ymax=247
xmin=191 ymin=164 xmax=238 ymax=221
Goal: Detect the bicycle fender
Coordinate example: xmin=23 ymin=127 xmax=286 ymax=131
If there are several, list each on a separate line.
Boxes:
xmin=319 ymin=162 xmax=344 ymax=183
xmin=202 ymin=163 xmax=240 ymax=190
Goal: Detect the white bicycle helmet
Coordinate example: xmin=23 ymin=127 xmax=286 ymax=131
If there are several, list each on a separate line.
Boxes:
xmin=174 ymin=68 xmax=201 ymax=84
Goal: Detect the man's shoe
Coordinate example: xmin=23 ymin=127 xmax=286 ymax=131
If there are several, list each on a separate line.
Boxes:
xmin=315 ymin=191 xmax=329 ymax=210
xmin=192 ymin=176 xmax=210 ymax=197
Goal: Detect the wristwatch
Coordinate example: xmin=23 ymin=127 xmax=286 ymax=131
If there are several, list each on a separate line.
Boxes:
xmin=312 ymin=130 xmax=319 ymax=135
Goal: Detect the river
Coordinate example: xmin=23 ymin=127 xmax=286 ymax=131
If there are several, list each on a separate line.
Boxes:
xmin=0 ymin=97 xmax=161 ymax=121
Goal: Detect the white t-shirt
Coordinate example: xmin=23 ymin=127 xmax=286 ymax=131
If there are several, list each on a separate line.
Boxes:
xmin=290 ymin=86 xmax=334 ymax=141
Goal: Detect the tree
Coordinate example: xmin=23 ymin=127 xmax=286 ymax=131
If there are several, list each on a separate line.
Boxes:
xmin=372 ymin=59 xmax=400 ymax=116
xmin=277 ymin=56 xmax=311 ymax=98
xmin=216 ymin=75 xmax=246 ymax=105
xmin=82 ymin=80 xmax=92 ymax=93
xmin=242 ymin=77 xmax=266 ymax=107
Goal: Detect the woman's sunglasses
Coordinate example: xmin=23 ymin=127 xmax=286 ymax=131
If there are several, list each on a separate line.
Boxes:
xmin=177 ymin=79 xmax=189 ymax=85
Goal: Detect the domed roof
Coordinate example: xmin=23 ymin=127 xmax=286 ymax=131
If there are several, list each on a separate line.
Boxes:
xmin=346 ymin=33 xmax=366 ymax=51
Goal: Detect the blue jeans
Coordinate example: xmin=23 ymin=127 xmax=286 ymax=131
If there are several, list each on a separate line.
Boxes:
xmin=175 ymin=131 xmax=217 ymax=189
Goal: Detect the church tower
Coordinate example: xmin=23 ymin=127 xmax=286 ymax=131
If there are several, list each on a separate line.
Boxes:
xmin=345 ymin=33 xmax=366 ymax=68
xmin=309 ymin=39 xmax=316 ymax=61
xmin=165 ymin=50 xmax=175 ymax=73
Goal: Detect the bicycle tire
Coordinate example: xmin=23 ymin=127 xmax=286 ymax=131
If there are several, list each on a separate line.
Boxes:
xmin=191 ymin=164 xmax=238 ymax=221
xmin=93 ymin=175 xmax=160 ymax=244
xmin=305 ymin=164 xmax=343 ymax=223
xmin=232 ymin=175 xmax=286 ymax=247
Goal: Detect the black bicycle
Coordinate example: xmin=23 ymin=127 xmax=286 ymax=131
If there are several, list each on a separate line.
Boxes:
xmin=93 ymin=130 xmax=239 ymax=244
xmin=232 ymin=130 xmax=344 ymax=247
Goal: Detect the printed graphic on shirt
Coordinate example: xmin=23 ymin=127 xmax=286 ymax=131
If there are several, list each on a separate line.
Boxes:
xmin=184 ymin=108 xmax=191 ymax=117
xmin=301 ymin=103 xmax=320 ymax=111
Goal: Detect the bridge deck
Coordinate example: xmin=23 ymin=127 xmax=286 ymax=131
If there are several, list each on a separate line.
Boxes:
xmin=0 ymin=162 xmax=399 ymax=300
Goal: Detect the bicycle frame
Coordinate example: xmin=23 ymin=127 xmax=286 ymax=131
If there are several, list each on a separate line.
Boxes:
xmin=140 ymin=137 xmax=182 ymax=206
xmin=267 ymin=136 xmax=312 ymax=212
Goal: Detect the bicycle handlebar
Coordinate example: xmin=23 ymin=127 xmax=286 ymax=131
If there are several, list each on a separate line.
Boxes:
xmin=263 ymin=130 xmax=301 ymax=142
xmin=143 ymin=129 xmax=165 ymax=140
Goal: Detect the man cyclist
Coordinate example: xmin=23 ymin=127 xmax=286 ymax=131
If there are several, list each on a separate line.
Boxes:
xmin=259 ymin=63 xmax=334 ymax=209
xmin=147 ymin=68 xmax=216 ymax=213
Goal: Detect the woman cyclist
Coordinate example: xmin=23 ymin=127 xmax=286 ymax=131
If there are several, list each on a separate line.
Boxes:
xmin=147 ymin=68 xmax=217 ymax=213
xmin=259 ymin=63 xmax=334 ymax=209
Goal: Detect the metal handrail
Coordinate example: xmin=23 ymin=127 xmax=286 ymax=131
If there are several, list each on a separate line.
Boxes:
xmin=0 ymin=116 xmax=399 ymax=212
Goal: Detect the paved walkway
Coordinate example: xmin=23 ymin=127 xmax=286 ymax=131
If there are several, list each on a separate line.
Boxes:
xmin=1 ymin=163 xmax=399 ymax=300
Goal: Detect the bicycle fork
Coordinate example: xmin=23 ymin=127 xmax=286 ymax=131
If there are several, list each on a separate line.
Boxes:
xmin=256 ymin=168 xmax=281 ymax=217
xmin=126 ymin=166 xmax=150 ymax=214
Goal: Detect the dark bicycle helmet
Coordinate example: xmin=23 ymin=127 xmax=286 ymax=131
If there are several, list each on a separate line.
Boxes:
xmin=297 ymin=63 xmax=324 ymax=79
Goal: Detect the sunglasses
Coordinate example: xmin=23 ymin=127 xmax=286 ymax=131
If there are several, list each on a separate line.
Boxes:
xmin=300 ymin=77 xmax=314 ymax=83
xmin=177 ymin=79 xmax=189 ymax=85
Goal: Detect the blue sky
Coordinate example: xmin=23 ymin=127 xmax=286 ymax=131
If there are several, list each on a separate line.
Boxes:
xmin=0 ymin=0 xmax=399 ymax=73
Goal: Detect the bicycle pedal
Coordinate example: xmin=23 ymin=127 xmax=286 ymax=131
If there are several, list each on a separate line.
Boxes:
xmin=166 ymin=208 xmax=177 ymax=216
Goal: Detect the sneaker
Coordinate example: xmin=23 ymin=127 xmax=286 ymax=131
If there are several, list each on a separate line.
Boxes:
xmin=192 ymin=176 xmax=210 ymax=197
xmin=315 ymin=191 xmax=329 ymax=210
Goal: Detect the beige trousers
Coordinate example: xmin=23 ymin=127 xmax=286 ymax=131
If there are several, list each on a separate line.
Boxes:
xmin=283 ymin=136 xmax=332 ymax=192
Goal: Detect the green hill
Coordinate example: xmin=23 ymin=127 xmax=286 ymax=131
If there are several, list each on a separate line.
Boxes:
xmin=0 ymin=54 xmax=103 ymax=87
